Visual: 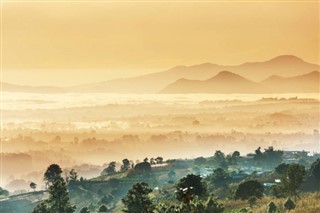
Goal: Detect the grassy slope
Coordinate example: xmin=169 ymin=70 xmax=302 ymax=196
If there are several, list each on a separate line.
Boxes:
xmin=224 ymin=192 xmax=320 ymax=213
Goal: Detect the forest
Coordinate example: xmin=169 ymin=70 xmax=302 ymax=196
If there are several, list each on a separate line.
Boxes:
xmin=1 ymin=146 xmax=319 ymax=213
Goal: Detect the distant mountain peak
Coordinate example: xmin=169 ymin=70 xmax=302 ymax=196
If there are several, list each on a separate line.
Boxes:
xmin=267 ymin=55 xmax=304 ymax=63
xmin=309 ymin=70 xmax=320 ymax=75
xmin=208 ymin=71 xmax=243 ymax=81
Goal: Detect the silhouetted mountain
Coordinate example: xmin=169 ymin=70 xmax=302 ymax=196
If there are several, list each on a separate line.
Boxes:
xmin=70 ymin=55 xmax=318 ymax=93
xmin=161 ymin=71 xmax=320 ymax=93
xmin=161 ymin=71 xmax=264 ymax=93
xmin=261 ymin=71 xmax=320 ymax=93
xmin=2 ymin=55 xmax=318 ymax=93
xmin=2 ymin=82 xmax=65 ymax=93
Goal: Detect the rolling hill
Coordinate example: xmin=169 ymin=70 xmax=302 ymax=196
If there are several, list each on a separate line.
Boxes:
xmin=161 ymin=71 xmax=265 ymax=93
xmin=69 ymin=55 xmax=318 ymax=93
xmin=161 ymin=71 xmax=320 ymax=94
xmin=261 ymin=71 xmax=320 ymax=93
xmin=2 ymin=55 xmax=318 ymax=94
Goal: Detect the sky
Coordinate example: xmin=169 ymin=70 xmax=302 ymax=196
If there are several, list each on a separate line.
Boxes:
xmin=2 ymin=1 xmax=319 ymax=86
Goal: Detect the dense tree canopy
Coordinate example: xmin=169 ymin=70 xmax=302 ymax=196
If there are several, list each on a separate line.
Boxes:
xmin=134 ymin=162 xmax=151 ymax=173
xmin=234 ymin=180 xmax=264 ymax=200
xmin=122 ymin=182 xmax=154 ymax=213
xmin=176 ymin=174 xmax=207 ymax=203
xmin=44 ymin=164 xmax=63 ymax=185
xmin=281 ymin=164 xmax=306 ymax=199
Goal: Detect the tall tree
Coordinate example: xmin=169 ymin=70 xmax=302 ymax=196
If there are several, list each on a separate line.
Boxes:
xmin=122 ymin=182 xmax=154 ymax=213
xmin=32 ymin=164 xmax=75 ymax=213
xmin=44 ymin=164 xmax=63 ymax=185
xmin=281 ymin=164 xmax=306 ymax=199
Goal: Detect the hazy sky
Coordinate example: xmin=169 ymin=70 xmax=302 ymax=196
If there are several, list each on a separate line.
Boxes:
xmin=2 ymin=1 xmax=319 ymax=86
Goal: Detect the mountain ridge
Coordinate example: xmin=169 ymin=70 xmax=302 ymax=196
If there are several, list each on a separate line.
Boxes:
xmin=2 ymin=55 xmax=319 ymax=94
xmin=161 ymin=71 xmax=320 ymax=94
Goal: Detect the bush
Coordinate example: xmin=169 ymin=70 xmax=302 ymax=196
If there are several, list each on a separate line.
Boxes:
xmin=267 ymin=201 xmax=278 ymax=213
xmin=284 ymin=197 xmax=296 ymax=211
xmin=234 ymin=180 xmax=264 ymax=200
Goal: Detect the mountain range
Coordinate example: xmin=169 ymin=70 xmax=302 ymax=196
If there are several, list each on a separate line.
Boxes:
xmin=2 ymin=55 xmax=319 ymax=94
xmin=161 ymin=71 xmax=320 ymax=93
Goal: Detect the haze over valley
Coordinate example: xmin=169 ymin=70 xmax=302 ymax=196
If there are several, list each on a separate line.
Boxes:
xmin=1 ymin=2 xmax=319 ymax=212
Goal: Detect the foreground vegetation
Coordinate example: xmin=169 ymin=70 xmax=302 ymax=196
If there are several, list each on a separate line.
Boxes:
xmin=1 ymin=147 xmax=319 ymax=213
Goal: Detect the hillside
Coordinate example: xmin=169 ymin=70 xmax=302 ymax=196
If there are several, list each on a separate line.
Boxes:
xmin=161 ymin=71 xmax=320 ymax=94
xmin=261 ymin=71 xmax=320 ymax=93
xmin=2 ymin=55 xmax=318 ymax=94
xmin=70 ymin=55 xmax=318 ymax=93
xmin=161 ymin=71 xmax=265 ymax=93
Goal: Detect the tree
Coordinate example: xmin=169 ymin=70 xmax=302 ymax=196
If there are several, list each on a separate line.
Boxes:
xmin=213 ymin=150 xmax=225 ymax=164
xmin=121 ymin=159 xmax=130 ymax=171
xmin=155 ymin=157 xmax=163 ymax=164
xmin=264 ymin=146 xmax=283 ymax=167
xmin=234 ymin=180 xmax=264 ymax=200
xmin=275 ymin=163 xmax=289 ymax=174
xmin=122 ymin=182 xmax=154 ymax=213
xmin=30 ymin=182 xmax=37 ymax=191
xmin=98 ymin=205 xmax=108 ymax=213
xmin=208 ymin=168 xmax=230 ymax=189
xmin=232 ymin=151 xmax=240 ymax=158
xmin=68 ymin=169 xmax=78 ymax=186
xmin=228 ymin=151 xmax=241 ymax=165
xmin=69 ymin=169 xmax=78 ymax=181
xmin=44 ymin=164 xmax=62 ymax=185
xmin=134 ymin=162 xmax=151 ymax=173
xmin=284 ymin=197 xmax=296 ymax=211
xmin=281 ymin=164 xmax=306 ymax=199
xmin=254 ymin=147 xmax=263 ymax=160
xmin=267 ymin=201 xmax=278 ymax=213
xmin=101 ymin=162 xmax=117 ymax=175
xmin=310 ymin=158 xmax=320 ymax=189
xmin=150 ymin=158 xmax=156 ymax=165
xmin=176 ymin=174 xmax=207 ymax=203
xmin=80 ymin=207 xmax=90 ymax=213
xmin=254 ymin=147 xmax=283 ymax=168
xmin=32 ymin=164 xmax=75 ymax=213
xmin=46 ymin=176 xmax=75 ymax=212
xmin=0 ymin=187 xmax=9 ymax=197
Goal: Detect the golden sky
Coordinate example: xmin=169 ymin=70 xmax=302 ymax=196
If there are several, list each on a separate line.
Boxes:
xmin=2 ymin=1 xmax=319 ymax=86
